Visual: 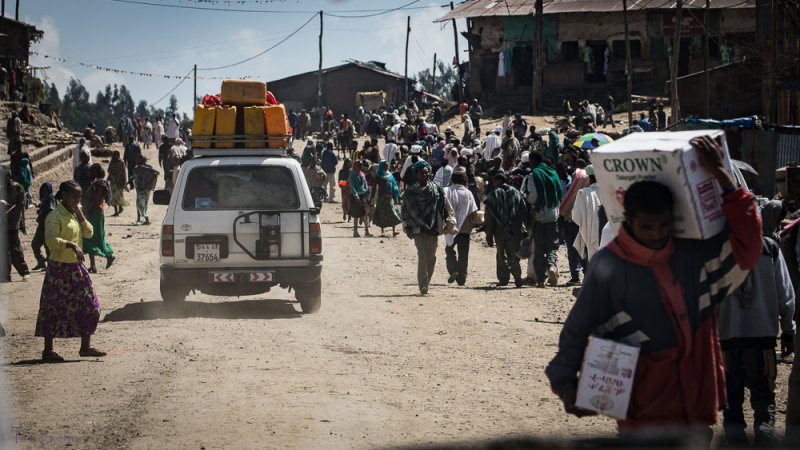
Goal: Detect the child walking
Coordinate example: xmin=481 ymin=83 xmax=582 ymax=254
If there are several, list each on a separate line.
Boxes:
xmin=82 ymin=164 xmax=115 ymax=273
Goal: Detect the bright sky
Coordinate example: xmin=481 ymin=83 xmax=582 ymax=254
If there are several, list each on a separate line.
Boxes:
xmin=18 ymin=0 xmax=468 ymax=116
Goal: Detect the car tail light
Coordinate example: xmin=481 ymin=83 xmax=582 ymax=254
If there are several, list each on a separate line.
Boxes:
xmin=162 ymin=225 xmax=174 ymax=256
xmin=309 ymin=222 xmax=322 ymax=254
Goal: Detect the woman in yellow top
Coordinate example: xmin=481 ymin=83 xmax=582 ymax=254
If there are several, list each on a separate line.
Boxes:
xmin=34 ymin=180 xmax=106 ymax=361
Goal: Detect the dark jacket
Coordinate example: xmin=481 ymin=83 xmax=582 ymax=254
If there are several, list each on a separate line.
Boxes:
xmin=546 ymin=187 xmax=762 ymax=429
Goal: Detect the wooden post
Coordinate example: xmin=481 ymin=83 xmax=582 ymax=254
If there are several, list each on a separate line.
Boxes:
xmin=704 ymin=0 xmax=710 ymax=117
xmin=769 ymin=0 xmax=778 ymax=122
xmin=623 ymin=0 xmax=634 ymax=126
xmin=15 ymin=0 xmax=19 ymax=20
xmin=405 ymin=16 xmax=411 ymax=107
xmin=450 ymin=2 xmax=462 ymax=102
xmin=318 ymin=10 xmax=323 ymax=107
xmin=670 ymin=0 xmax=683 ymax=125
xmin=2 ymin=0 xmax=5 ymax=19
xmin=432 ymin=53 xmax=437 ymax=94
xmin=532 ymin=0 xmax=543 ymax=113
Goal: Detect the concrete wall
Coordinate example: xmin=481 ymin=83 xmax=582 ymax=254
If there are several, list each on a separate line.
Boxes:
xmin=467 ymin=8 xmax=756 ymax=95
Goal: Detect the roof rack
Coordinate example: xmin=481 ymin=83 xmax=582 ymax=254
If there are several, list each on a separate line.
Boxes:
xmin=189 ymin=134 xmax=292 ymax=157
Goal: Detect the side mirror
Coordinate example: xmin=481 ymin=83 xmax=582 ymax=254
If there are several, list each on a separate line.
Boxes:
xmin=153 ymin=190 xmax=171 ymax=205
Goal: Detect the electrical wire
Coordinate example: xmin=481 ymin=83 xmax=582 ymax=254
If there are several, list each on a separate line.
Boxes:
xmin=85 ymin=25 xmax=307 ymax=63
xmin=151 ymin=66 xmax=194 ymax=106
xmin=323 ymin=0 xmax=422 ymax=18
xmin=197 ymin=13 xmax=317 ymax=70
xmin=108 ymin=0 xmax=443 ymax=15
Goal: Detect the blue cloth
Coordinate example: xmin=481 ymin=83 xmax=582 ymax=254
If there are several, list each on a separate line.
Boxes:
xmin=638 ymin=119 xmax=653 ymax=131
xmin=377 ymin=161 xmax=400 ymax=202
xmin=412 ymin=160 xmax=432 ymax=175
xmin=321 ymin=148 xmax=338 ymax=174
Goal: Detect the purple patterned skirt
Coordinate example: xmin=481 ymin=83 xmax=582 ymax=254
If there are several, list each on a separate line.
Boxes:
xmin=34 ymin=260 xmax=100 ymax=338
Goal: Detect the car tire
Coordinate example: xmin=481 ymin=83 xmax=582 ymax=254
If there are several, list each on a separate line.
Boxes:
xmin=295 ymin=279 xmax=321 ymax=314
xmin=160 ymin=274 xmax=187 ymax=304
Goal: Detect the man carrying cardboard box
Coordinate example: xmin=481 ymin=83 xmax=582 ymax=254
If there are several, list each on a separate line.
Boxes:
xmin=546 ymin=136 xmax=763 ymax=431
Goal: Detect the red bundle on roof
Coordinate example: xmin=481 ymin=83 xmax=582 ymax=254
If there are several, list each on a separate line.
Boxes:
xmin=266 ymin=91 xmax=277 ymax=105
xmin=202 ymin=94 xmax=222 ymax=107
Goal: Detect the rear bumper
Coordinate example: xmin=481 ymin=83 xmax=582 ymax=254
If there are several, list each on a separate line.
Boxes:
xmin=161 ymin=264 xmax=322 ymax=286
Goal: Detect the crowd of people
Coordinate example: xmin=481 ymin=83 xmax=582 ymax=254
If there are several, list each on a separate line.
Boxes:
xmin=290 ymin=98 xmax=800 ymax=444
xmin=5 ymin=94 xmax=800 ymax=443
xmin=1 ymin=128 xmax=193 ymax=361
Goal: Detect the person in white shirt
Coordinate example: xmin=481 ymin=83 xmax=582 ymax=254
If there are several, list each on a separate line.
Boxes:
xmin=572 ymin=165 xmax=603 ymax=262
xmin=434 ymin=161 xmax=453 ymax=187
xmin=382 ymin=137 xmax=399 ymax=167
xmin=154 ymin=117 xmax=164 ymax=146
xmin=72 ymin=138 xmax=92 ymax=170
xmin=165 ymin=114 xmax=180 ymax=142
xmin=444 ymin=170 xmax=478 ymax=286
xmin=483 ymin=126 xmax=502 ymax=161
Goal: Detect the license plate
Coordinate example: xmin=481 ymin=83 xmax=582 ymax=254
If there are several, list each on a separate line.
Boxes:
xmin=195 ymin=243 xmax=220 ymax=263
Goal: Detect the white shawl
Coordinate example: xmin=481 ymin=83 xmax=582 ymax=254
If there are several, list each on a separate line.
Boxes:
xmin=572 ymin=184 xmax=602 ymax=261
xmin=444 ymin=184 xmax=478 ymax=247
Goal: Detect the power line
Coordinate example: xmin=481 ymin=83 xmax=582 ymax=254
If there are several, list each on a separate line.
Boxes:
xmin=197 ymin=13 xmax=317 ymax=70
xmin=108 ymin=0 xmax=443 ymax=15
xmin=151 ymin=66 xmax=194 ymax=106
xmin=85 ymin=25 xmax=307 ymax=64
xmin=323 ymin=0 xmax=423 ymax=18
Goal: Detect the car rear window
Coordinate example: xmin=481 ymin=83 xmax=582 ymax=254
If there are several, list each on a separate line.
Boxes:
xmin=182 ymin=165 xmax=299 ymax=210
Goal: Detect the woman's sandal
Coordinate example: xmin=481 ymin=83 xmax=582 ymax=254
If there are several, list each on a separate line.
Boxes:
xmin=42 ymin=350 xmax=64 ymax=362
xmin=79 ymin=347 xmax=107 ymax=357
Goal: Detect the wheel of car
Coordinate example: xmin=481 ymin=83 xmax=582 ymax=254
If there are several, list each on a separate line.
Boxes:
xmin=160 ymin=275 xmax=187 ymax=304
xmin=295 ymin=279 xmax=321 ymax=314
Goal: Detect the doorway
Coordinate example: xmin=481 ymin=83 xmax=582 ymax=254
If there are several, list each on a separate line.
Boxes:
xmin=585 ymin=40 xmax=609 ymax=82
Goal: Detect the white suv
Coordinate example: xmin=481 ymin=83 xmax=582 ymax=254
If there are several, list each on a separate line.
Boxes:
xmin=153 ymin=149 xmax=323 ymax=313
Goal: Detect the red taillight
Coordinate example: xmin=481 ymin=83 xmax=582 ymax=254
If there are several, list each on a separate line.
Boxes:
xmin=162 ymin=225 xmax=174 ymax=256
xmin=309 ymin=222 xmax=322 ymax=254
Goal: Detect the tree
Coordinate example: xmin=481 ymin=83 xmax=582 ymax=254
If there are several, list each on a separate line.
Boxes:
xmin=44 ymin=82 xmax=62 ymax=111
xmin=61 ymin=78 xmax=93 ymax=132
xmin=136 ymin=100 xmax=150 ymax=119
xmin=113 ymin=84 xmax=135 ymax=119
xmin=165 ymin=95 xmax=179 ymax=119
xmin=415 ymin=60 xmax=457 ymax=100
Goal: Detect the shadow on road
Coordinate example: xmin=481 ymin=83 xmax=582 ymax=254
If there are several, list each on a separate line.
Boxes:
xmin=9 ymin=359 xmax=88 ymax=366
xmin=102 ymin=299 xmax=303 ymax=322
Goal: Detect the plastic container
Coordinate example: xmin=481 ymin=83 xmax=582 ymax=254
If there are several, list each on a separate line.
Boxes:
xmin=244 ymin=106 xmax=267 ymax=148
xmin=221 ymin=80 xmax=266 ymax=105
xmin=214 ymin=105 xmax=237 ymax=148
xmin=192 ymin=104 xmax=216 ymax=149
xmin=264 ymin=104 xmax=289 ymax=148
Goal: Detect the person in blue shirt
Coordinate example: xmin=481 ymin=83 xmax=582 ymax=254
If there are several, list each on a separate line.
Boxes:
xmin=321 ymin=142 xmax=339 ymax=203
xmin=638 ymin=113 xmax=653 ymax=131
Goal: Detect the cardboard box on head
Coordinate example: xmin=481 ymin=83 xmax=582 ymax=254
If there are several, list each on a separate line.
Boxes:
xmin=592 ymin=130 xmax=735 ymax=240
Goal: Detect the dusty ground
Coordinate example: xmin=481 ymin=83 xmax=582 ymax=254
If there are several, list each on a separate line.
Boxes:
xmin=0 ymin=116 xmax=792 ymax=450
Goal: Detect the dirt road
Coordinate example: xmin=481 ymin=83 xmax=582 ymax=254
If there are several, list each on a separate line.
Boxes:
xmin=0 ymin=134 xmax=792 ymax=449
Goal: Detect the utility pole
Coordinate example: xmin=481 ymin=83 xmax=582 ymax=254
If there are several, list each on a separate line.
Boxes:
xmin=623 ymin=0 xmax=633 ymax=126
xmin=704 ymin=0 xmax=710 ymax=117
xmin=193 ymin=64 xmax=197 ymax=117
xmin=405 ymin=16 xmax=411 ymax=106
xmin=16 ymin=0 xmax=19 ymax=20
xmin=432 ymin=53 xmax=437 ymax=94
xmin=2 ymin=0 xmax=5 ymax=18
xmin=318 ymin=10 xmax=323 ymax=107
xmin=670 ymin=0 xmax=683 ymax=125
xmin=450 ymin=2 xmax=462 ymax=102
xmin=532 ymin=0 xmax=543 ymax=113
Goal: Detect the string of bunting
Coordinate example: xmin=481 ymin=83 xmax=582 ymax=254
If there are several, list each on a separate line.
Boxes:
xmin=31 ymin=52 xmax=253 ymax=80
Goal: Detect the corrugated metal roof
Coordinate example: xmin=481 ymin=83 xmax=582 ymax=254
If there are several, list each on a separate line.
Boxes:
xmin=435 ymin=0 xmax=756 ymax=22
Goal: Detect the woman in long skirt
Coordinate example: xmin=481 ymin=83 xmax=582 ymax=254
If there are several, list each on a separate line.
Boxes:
xmin=82 ymin=163 xmax=115 ymax=273
xmin=372 ymin=160 xmax=402 ymax=237
xmin=35 ymin=180 xmax=106 ymax=361
xmin=106 ymin=150 xmax=129 ymax=216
